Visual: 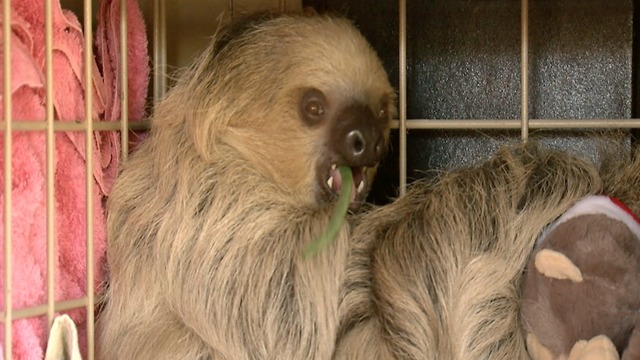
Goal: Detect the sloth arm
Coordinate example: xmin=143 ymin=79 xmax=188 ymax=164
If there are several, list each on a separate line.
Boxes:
xmin=153 ymin=180 xmax=350 ymax=359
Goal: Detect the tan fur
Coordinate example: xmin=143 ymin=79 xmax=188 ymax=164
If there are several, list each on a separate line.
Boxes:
xmin=601 ymin=142 xmax=640 ymax=217
xmin=96 ymin=13 xmax=393 ymax=360
xmin=345 ymin=142 xmax=612 ymax=359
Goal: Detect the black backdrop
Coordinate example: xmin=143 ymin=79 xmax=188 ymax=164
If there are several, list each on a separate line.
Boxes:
xmin=305 ymin=0 xmax=636 ymax=205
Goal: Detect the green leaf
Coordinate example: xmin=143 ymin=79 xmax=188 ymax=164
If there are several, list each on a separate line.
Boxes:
xmin=303 ymin=166 xmax=353 ymax=258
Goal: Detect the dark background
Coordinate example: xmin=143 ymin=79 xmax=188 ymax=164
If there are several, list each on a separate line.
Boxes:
xmin=304 ymin=0 xmax=638 ymax=205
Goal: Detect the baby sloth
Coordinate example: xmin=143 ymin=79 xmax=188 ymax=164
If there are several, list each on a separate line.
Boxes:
xmin=97 ymin=12 xmax=394 ymax=360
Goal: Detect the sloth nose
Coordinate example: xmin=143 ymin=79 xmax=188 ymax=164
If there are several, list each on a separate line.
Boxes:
xmin=335 ymin=104 xmax=387 ymax=166
xmin=346 ymin=130 xmax=366 ymax=157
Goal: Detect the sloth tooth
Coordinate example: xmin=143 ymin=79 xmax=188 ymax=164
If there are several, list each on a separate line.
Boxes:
xmin=357 ymin=180 xmax=365 ymax=194
xmin=327 ymin=176 xmax=334 ymax=189
xmin=331 ymin=164 xmax=337 ymax=170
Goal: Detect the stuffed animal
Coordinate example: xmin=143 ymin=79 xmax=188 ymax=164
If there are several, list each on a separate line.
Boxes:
xmin=521 ymin=195 xmax=640 ymax=360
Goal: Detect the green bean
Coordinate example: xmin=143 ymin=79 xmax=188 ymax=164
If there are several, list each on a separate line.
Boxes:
xmin=303 ymin=166 xmax=353 ymax=258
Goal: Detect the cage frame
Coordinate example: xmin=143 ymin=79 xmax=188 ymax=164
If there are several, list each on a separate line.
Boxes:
xmin=1 ymin=0 xmax=640 ymax=359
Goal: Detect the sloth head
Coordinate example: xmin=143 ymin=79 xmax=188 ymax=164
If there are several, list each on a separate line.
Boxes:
xmin=179 ymin=13 xmax=395 ymax=210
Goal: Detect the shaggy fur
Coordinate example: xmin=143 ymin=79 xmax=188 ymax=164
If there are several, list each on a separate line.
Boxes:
xmin=601 ymin=143 xmax=640 ymax=217
xmin=96 ymin=13 xmax=394 ymax=360
xmin=339 ymin=141 xmax=636 ymax=359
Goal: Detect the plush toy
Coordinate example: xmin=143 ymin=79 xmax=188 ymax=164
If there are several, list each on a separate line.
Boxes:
xmin=521 ymin=195 xmax=640 ymax=360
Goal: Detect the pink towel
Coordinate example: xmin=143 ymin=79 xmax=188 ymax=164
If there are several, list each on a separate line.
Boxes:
xmin=0 ymin=0 xmax=149 ymax=359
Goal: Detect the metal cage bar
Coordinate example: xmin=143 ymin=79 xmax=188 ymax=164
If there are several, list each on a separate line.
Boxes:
xmin=3 ymin=117 xmax=640 ymax=132
xmin=83 ymin=0 xmax=96 ymax=358
xmin=153 ymin=0 xmax=167 ymax=103
xmin=44 ymin=0 xmax=56 ymax=332
xmin=3 ymin=0 xmax=13 ymax=358
xmin=0 ymin=298 xmax=87 ymax=321
xmin=521 ymin=0 xmax=530 ymax=141
xmin=120 ymin=0 xmax=130 ymax=161
xmin=0 ymin=120 xmax=151 ymax=131
xmin=398 ymin=0 xmax=407 ymax=196
xmin=392 ymin=118 xmax=640 ymax=130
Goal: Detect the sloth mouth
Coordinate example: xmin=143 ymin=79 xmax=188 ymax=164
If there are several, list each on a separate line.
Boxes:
xmin=322 ymin=163 xmax=368 ymax=211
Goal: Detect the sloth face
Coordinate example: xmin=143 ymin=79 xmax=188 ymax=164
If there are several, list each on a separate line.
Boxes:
xmin=298 ymin=87 xmax=393 ymax=211
xmin=185 ymin=14 xmax=395 ymax=210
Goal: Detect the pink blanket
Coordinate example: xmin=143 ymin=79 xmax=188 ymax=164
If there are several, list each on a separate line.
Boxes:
xmin=0 ymin=0 xmax=149 ymax=358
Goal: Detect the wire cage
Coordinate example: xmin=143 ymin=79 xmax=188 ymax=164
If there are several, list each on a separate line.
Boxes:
xmin=2 ymin=0 xmax=640 ymax=359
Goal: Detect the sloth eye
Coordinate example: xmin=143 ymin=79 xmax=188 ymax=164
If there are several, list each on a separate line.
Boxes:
xmin=300 ymin=88 xmax=327 ymax=126
xmin=378 ymin=107 xmax=387 ymax=118
xmin=306 ymin=101 xmax=324 ymax=117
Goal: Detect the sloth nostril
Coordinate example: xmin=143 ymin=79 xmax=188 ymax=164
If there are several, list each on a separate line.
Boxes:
xmin=348 ymin=130 xmax=366 ymax=156
xmin=353 ymin=138 xmax=365 ymax=155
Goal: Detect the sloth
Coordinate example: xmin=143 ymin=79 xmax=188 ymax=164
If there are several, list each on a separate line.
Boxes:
xmin=338 ymin=142 xmax=619 ymax=359
xmin=96 ymin=12 xmax=394 ymax=360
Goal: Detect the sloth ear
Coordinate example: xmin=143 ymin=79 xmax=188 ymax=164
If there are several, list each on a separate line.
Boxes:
xmin=185 ymin=104 xmax=230 ymax=163
xmin=178 ymin=67 xmax=233 ymax=161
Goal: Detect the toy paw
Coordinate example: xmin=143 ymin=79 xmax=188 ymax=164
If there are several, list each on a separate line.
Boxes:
xmin=622 ymin=315 xmax=640 ymax=360
xmin=534 ymin=249 xmax=583 ymax=283
xmin=569 ymin=335 xmax=619 ymax=360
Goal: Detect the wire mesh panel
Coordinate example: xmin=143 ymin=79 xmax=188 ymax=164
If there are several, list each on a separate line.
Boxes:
xmin=1 ymin=0 xmax=640 ymax=359
xmin=0 ymin=0 xmax=153 ymax=358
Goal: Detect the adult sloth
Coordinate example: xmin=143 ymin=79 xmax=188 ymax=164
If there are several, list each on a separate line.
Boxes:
xmin=97 ymin=12 xmax=394 ymax=360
